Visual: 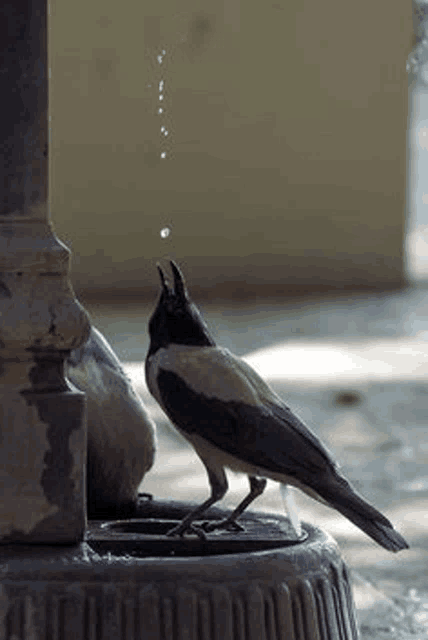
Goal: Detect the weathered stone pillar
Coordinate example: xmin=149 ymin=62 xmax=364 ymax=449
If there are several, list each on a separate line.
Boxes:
xmin=0 ymin=0 xmax=90 ymax=542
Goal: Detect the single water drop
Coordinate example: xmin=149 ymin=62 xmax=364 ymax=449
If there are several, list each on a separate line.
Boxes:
xmin=157 ymin=55 xmax=163 ymax=64
xmin=159 ymin=94 xmax=164 ymax=101
xmin=160 ymin=226 xmax=171 ymax=238
xmin=158 ymin=108 xmax=163 ymax=114
xmin=160 ymin=152 xmax=166 ymax=159
xmin=162 ymin=49 xmax=166 ymax=54
xmin=159 ymin=80 xmax=164 ymax=91
xmin=163 ymin=130 xmax=168 ymax=136
xmin=161 ymin=126 xmax=165 ymax=132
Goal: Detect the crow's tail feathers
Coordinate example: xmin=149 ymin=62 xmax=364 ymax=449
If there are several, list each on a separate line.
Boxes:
xmin=319 ymin=474 xmax=409 ymax=553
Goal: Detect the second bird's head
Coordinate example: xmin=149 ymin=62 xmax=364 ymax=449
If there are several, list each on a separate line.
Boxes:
xmin=147 ymin=260 xmax=216 ymax=355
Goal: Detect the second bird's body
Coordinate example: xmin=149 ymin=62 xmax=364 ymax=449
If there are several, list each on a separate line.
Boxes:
xmin=68 ymin=325 xmax=156 ymax=518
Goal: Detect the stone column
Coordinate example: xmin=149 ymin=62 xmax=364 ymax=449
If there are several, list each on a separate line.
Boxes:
xmin=0 ymin=0 xmax=90 ymax=543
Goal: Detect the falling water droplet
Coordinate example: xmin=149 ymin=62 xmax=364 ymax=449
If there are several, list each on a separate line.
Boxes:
xmin=161 ymin=126 xmax=165 ymax=132
xmin=159 ymin=80 xmax=164 ymax=91
xmin=163 ymin=130 xmax=168 ymax=136
xmin=160 ymin=152 xmax=166 ymax=159
xmin=158 ymin=108 xmax=163 ymax=114
xmin=157 ymin=55 xmax=163 ymax=64
xmin=159 ymin=95 xmax=164 ymax=101
xmin=160 ymin=226 xmax=171 ymax=238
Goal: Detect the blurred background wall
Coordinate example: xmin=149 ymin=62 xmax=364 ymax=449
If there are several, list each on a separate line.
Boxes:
xmin=49 ymin=0 xmax=413 ymax=299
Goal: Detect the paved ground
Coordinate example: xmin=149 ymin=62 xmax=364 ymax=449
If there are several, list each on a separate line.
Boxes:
xmin=83 ymin=284 xmax=428 ymax=639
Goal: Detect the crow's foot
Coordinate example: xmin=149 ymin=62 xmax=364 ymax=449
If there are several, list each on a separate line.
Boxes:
xmin=200 ymin=519 xmax=245 ymax=533
xmin=166 ymin=522 xmax=207 ymax=540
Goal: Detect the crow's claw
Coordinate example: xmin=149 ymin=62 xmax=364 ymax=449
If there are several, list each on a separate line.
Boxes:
xmin=200 ymin=519 xmax=245 ymax=533
xmin=166 ymin=522 xmax=207 ymax=540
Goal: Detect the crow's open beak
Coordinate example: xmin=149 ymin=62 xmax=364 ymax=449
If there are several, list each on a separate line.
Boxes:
xmin=170 ymin=260 xmax=187 ymax=300
xmin=156 ymin=263 xmax=171 ymax=296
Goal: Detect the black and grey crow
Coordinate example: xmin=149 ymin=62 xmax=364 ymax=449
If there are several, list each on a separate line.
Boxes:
xmin=145 ymin=260 xmax=409 ymax=552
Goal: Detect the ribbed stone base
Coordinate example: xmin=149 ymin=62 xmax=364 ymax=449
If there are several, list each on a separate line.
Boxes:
xmin=0 ymin=507 xmax=359 ymax=639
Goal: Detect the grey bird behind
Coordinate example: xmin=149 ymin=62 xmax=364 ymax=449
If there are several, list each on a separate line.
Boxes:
xmin=145 ymin=260 xmax=409 ymax=552
xmin=68 ymin=325 xmax=156 ymax=518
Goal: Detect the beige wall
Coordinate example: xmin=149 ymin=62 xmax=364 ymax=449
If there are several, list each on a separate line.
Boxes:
xmin=49 ymin=0 xmax=412 ymax=297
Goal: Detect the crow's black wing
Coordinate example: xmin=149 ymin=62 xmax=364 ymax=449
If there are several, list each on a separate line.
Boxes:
xmin=157 ymin=366 xmax=336 ymax=482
